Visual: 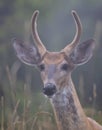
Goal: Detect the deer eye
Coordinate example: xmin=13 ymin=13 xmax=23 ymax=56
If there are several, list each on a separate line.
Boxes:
xmin=61 ymin=63 xmax=69 ymax=71
xmin=39 ymin=64 xmax=45 ymax=71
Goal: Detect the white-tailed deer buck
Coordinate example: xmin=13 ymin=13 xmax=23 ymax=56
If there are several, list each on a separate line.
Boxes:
xmin=13 ymin=10 xmax=102 ymax=130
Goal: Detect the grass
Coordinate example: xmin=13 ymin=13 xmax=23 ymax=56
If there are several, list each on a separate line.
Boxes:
xmin=84 ymin=108 xmax=102 ymax=125
xmin=0 ymin=65 xmax=57 ymax=130
xmin=1 ymin=94 xmax=102 ymax=130
xmin=0 ymin=95 xmax=57 ymax=130
xmin=0 ymin=65 xmax=102 ymax=130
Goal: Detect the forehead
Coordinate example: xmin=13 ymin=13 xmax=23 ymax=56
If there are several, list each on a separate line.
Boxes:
xmin=43 ymin=52 xmax=65 ymax=64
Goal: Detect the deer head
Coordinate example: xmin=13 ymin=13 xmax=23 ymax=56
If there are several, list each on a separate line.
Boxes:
xmin=13 ymin=10 xmax=95 ymax=98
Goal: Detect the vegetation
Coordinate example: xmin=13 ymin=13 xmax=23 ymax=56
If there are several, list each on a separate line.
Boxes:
xmin=0 ymin=0 xmax=102 ymax=129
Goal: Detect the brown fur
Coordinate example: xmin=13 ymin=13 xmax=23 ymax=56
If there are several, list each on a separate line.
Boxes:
xmin=40 ymin=52 xmax=102 ymax=130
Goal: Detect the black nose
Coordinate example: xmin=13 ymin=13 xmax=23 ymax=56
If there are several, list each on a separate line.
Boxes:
xmin=43 ymin=83 xmax=57 ymax=97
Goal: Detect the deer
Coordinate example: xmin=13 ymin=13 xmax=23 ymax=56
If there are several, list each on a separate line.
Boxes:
xmin=13 ymin=10 xmax=102 ymax=130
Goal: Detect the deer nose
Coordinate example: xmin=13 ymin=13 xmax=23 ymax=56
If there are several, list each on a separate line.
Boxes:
xmin=43 ymin=83 xmax=57 ymax=97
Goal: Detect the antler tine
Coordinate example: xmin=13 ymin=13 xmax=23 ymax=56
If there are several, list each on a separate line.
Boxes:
xmin=63 ymin=10 xmax=82 ymax=53
xmin=31 ymin=10 xmax=46 ymax=55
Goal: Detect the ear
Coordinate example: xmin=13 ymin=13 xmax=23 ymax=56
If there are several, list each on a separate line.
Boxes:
xmin=69 ymin=39 xmax=95 ymax=65
xmin=13 ymin=38 xmax=42 ymax=66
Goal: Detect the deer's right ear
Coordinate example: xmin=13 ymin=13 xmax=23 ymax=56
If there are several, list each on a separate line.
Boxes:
xmin=13 ymin=39 xmax=42 ymax=66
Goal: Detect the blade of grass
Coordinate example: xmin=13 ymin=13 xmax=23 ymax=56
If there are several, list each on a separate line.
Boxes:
xmin=1 ymin=97 xmax=4 ymax=130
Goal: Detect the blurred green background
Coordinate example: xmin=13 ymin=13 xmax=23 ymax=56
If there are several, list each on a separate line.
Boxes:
xmin=0 ymin=0 xmax=102 ymax=129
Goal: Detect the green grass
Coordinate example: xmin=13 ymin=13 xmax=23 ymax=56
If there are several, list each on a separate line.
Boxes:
xmin=1 ymin=94 xmax=102 ymax=130
xmin=0 ymin=66 xmax=101 ymax=130
xmin=84 ymin=108 xmax=102 ymax=125
xmin=0 ymin=93 xmax=58 ymax=130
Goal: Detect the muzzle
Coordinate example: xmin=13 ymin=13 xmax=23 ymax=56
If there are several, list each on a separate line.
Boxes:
xmin=43 ymin=83 xmax=57 ymax=97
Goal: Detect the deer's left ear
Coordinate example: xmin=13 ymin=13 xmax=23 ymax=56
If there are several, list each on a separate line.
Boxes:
xmin=69 ymin=39 xmax=95 ymax=65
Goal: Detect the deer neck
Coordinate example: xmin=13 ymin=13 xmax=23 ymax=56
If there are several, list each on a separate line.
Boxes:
xmin=51 ymin=78 xmax=89 ymax=130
